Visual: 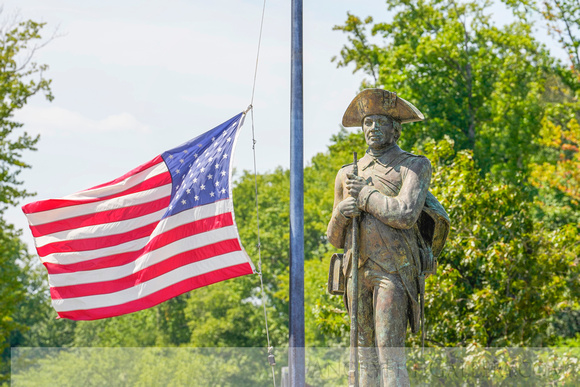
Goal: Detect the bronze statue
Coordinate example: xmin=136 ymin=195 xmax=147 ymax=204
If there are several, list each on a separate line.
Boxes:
xmin=327 ymin=89 xmax=449 ymax=387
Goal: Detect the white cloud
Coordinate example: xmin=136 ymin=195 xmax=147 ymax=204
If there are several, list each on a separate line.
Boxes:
xmin=14 ymin=106 xmax=150 ymax=135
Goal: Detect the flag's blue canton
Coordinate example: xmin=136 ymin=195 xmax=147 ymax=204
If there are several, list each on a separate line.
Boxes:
xmin=160 ymin=113 xmax=243 ymax=217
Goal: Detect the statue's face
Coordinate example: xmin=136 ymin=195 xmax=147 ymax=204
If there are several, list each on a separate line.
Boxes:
xmin=362 ymin=115 xmax=396 ymax=150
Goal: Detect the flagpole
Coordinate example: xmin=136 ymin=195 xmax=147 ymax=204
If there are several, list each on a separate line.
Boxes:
xmin=289 ymin=0 xmax=305 ymax=385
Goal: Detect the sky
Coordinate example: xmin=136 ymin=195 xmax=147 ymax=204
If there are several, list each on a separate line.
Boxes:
xmin=1 ymin=0 xmax=564 ymax=251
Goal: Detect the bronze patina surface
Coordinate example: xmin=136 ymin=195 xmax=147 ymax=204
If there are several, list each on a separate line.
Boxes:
xmin=327 ymin=89 xmax=449 ymax=387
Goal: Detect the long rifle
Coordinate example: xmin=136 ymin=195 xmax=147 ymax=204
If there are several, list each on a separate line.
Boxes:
xmin=349 ymin=152 xmax=360 ymax=387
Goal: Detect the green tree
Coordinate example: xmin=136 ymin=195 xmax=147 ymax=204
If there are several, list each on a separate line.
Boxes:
xmin=0 ymin=14 xmax=53 ymax=384
xmin=529 ymin=101 xmax=580 ymax=224
xmin=419 ymin=137 xmax=579 ymax=346
xmin=504 ymin=0 xmax=580 ymax=88
xmin=333 ymin=0 xmax=554 ymax=180
xmin=0 ymin=222 xmax=28 ymax=380
xmin=0 ymin=17 xmax=53 ymax=209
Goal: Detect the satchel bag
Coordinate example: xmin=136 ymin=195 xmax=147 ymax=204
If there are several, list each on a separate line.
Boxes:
xmin=327 ymin=253 xmax=345 ymax=295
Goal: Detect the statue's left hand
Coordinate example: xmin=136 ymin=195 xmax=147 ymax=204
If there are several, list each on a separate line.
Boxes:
xmin=346 ymin=173 xmax=367 ymax=198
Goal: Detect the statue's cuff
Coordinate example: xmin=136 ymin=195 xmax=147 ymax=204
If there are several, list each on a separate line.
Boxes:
xmin=334 ymin=208 xmax=350 ymax=227
xmin=357 ymin=186 xmax=379 ymax=211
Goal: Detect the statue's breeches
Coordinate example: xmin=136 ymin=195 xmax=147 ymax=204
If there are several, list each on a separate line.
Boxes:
xmin=347 ymin=260 xmax=410 ymax=386
xmin=346 ymin=259 xmax=408 ymax=355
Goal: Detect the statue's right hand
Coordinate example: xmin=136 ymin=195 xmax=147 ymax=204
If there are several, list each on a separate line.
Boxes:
xmin=337 ymin=197 xmax=360 ymax=218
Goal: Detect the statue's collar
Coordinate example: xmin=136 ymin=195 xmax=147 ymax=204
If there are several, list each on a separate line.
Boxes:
xmin=359 ymin=144 xmax=404 ymax=170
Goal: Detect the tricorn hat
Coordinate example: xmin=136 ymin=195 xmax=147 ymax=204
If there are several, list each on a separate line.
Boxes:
xmin=342 ymin=88 xmax=425 ymax=127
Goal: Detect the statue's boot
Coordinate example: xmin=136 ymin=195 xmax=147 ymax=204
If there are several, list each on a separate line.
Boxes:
xmin=359 ymin=348 xmax=379 ymax=387
xmin=381 ymin=362 xmax=410 ymax=387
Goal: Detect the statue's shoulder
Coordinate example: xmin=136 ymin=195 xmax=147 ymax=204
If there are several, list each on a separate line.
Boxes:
xmin=337 ymin=163 xmax=354 ymax=180
xmin=339 ymin=152 xmax=371 ymax=174
xmin=399 ymin=150 xmax=431 ymax=167
xmin=399 ymin=148 xmax=427 ymax=159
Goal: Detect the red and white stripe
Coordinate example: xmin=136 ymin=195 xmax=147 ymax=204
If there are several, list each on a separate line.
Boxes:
xmin=22 ymin=156 xmax=254 ymax=320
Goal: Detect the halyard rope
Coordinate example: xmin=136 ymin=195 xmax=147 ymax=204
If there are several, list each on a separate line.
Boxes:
xmin=250 ymin=0 xmax=267 ymax=107
xmin=246 ymin=0 xmax=276 ymax=385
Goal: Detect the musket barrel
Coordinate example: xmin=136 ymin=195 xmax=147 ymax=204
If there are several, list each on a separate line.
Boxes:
xmin=349 ymin=152 xmax=360 ymax=387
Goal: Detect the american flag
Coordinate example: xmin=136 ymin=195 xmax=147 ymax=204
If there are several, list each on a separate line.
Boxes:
xmin=22 ymin=113 xmax=255 ymax=320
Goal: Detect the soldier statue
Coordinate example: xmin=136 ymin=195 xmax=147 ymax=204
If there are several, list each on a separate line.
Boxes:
xmin=327 ymin=89 xmax=449 ymax=387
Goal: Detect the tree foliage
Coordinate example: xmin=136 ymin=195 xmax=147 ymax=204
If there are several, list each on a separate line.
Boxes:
xmin=529 ymin=101 xmax=580 ymax=226
xmin=0 ymin=12 xmax=53 ymax=385
xmin=421 ymin=137 xmax=579 ymax=346
xmin=505 ymin=0 xmax=580 ymax=87
xmin=0 ymin=222 xmax=27 ymax=376
xmin=334 ymin=0 xmax=554 ymax=179
xmin=0 ymin=16 xmax=53 ymax=210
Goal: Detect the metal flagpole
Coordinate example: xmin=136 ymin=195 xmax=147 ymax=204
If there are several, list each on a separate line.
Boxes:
xmin=289 ymin=0 xmax=305 ymax=385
